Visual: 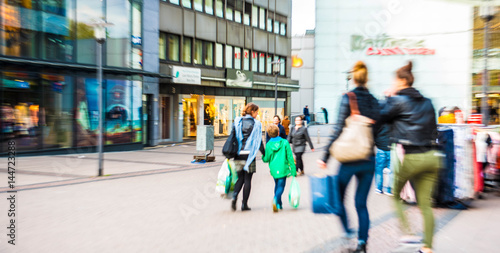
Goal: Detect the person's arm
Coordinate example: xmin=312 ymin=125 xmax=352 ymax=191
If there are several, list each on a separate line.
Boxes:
xmin=286 ymin=142 xmax=297 ymax=177
xmin=321 ymin=94 xmax=350 ymax=162
xmin=304 ymin=127 xmax=315 ymax=150
xmin=259 ymin=140 xmax=266 ymax=156
xmin=379 ymin=97 xmax=403 ymax=125
xmin=262 ymin=145 xmax=270 ymax=163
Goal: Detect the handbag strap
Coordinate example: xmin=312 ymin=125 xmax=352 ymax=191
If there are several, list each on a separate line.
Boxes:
xmin=346 ymin=92 xmax=360 ymax=116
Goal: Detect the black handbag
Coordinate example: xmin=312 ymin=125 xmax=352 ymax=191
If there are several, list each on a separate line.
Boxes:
xmin=222 ymin=128 xmax=239 ymax=159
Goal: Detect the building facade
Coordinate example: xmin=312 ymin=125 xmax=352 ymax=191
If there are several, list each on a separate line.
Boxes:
xmin=291 ymin=30 xmax=314 ymax=118
xmin=158 ymin=0 xmax=299 ymax=143
xmin=0 ymin=0 xmax=161 ymax=155
xmin=315 ymin=0 xmax=473 ymax=123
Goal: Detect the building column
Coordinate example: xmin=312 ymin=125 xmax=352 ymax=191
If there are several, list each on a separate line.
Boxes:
xmin=197 ymin=95 xmax=204 ymax=126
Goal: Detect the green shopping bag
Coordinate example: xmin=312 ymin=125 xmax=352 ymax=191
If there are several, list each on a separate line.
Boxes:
xmin=289 ymin=177 xmax=301 ymax=208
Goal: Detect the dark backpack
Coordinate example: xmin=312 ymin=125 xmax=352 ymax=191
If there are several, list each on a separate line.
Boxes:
xmin=222 ymin=129 xmax=239 ymax=159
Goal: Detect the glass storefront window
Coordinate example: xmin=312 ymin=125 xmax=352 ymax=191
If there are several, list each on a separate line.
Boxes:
xmin=252 ymin=6 xmax=259 ymax=27
xmin=216 ymin=43 xmax=223 ymax=68
xmin=107 ymin=0 xmax=132 ymax=68
xmin=132 ymin=81 xmax=143 ymax=143
xmin=76 ymin=77 xmax=98 ymax=147
xmin=205 ymin=42 xmax=213 ymax=66
xmin=194 ymin=0 xmax=203 ymax=12
xmin=159 ymin=33 xmax=167 ymax=60
xmin=183 ymin=37 xmax=192 ymax=63
xmin=131 ymin=2 xmax=143 ymax=69
xmin=183 ymin=0 xmax=192 ymax=9
xmin=216 ymin=0 xmax=224 ymax=18
xmin=205 ymin=0 xmax=214 ymax=15
xmin=76 ymin=0 xmax=105 ymax=64
xmin=105 ymin=80 xmax=132 ymax=144
xmin=259 ymin=8 xmax=266 ymax=30
xmin=194 ymin=40 xmax=203 ymax=65
xmin=168 ymin=34 xmax=180 ymax=62
xmin=234 ymin=47 xmax=241 ymax=70
xmin=243 ymin=49 xmax=250 ymax=71
xmin=253 ymin=98 xmax=285 ymax=130
xmin=226 ymin=45 xmax=233 ymax=68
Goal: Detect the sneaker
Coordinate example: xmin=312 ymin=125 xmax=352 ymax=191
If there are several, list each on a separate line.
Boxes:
xmin=272 ymin=201 xmax=278 ymax=213
xmin=384 ymin=191 xmax=394 ymax=196
xmin=277 ymin=204 xmax=283 ymax=210
xmin=375 ymin=189 xmax=383 ymax=195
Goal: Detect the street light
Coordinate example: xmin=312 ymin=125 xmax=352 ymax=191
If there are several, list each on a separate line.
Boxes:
xmin=89 ymin=20 xmax=113 ymax=176
xmin=272 ymin=60 xmax=281 ymax=116
xmin=479 ymin=3 xmax=496 ymax=125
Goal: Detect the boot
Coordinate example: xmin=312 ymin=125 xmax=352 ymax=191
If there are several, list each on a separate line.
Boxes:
xmin=231 ymin=196 xmax=237 ymax=211
xmin=241 ymin=203 xmax=251 ymax=211
xmin=351 ymin=241 xmax=366 ymax=253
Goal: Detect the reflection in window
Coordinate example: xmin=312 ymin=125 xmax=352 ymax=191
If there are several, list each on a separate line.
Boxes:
xmin=234 ymin=47 xmax=241 ymax=70
xmin=252 ymin=6 xmax=258 ymax=27
xmin=280 ymin=57 xmax=286 ymax=76
xmin=170 ymin=0 xmax=180 ymax=4
xmin=259 ymin=8 xmax=266 ymax=30
xmin=274 ymin=21 xmax=279 ymax=34
xmin=168 ymin=34 xmax=180 ymax=62
xmin=131 ymin=2 xmax=143 ymax=69
xmin=267 ymin=54 xmax=272 ymax=74
xmin=216 ymin=0 xmax=224 ymax=18
xmin=194 ymin=40 xmax=203 ymax=65
xmin=159 ymin=33 xmax=167 ymax=60
xmin=252 ymin=52 xmax=258 ymax=72
xmin=226 ymin=45 xmax=233 ymax=69
xmin=182 ymin=0 xmax=192 ymax=8
xmin=216 ymin=43 xmax=223 ymax=68
xmin=235 ymin=10 xmax=242 ymax=23
xmin=259 ymin=52 xmax=265 ymax=73
xmin=243 ymin=49 xmax=249 ymax=71
xmin=205 ymin=0 xmax=213 ymax=15
xmin=267 ymin=18 xmax=273 ymax=32
xmin=183 ymin=37 xmax=192 ymax=63
xmin=76 ymin=0 xmax=105 ymax=64
xmin=105 ymin=80 xmax=132 ymax=144
xmin=194 ymin=0 xmax=203 ymax=12
xmin=244 ymin=3 xmax=251 ymax=26
xmin=226 ymin=7 xmax=233 ymax=20
xmin=205 ymin=42 xmax=213 ymax=66
xmin=107 ymin=0 xmax=132 ymax=67
xmin=280 ymin=23 xmax=286 ymax=36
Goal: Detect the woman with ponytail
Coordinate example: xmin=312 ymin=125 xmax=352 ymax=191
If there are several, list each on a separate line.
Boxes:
xmin=379 ymin=61 xmax=439 ymax=253
xmin=318 ymin=61 xmax=380 ymax=253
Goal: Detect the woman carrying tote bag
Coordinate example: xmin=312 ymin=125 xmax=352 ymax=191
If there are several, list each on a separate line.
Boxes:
xmin=317 ymin=61 xmax=380 ymax=253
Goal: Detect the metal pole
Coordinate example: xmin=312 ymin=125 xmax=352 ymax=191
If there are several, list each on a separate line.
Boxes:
xmin=97 ymin=42 xmax=104 ymax=176
xmin=274 ymin=72 xmax=278 ymax=116
xmin=482 ymin=19 xmax=490 ymax=126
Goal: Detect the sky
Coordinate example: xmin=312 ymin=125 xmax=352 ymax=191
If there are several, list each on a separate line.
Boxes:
xmin=291 ymin=0 xmax=315 ymax=35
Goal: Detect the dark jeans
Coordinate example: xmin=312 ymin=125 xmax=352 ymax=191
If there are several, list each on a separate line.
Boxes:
xmin=337 ymin=157 xmax=375 ymax=242
xmin=295 ymin=152 xmax=304 ymax=172
xmin=274 ymin=177 xmax=287 ymax=207
xmin=233 ymin=169 xmax=254 ymax=205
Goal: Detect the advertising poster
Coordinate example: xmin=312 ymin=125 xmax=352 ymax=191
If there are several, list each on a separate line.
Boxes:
xmin=132 ymin=81 xmax=142 ymax=142
xmin=106 ymin=80 xmax=131 ymax=144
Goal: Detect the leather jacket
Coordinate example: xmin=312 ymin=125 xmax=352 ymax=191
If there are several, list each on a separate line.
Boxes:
xmin=234 ymin=117 xmax=265 ymax=160
xmin=322 ymin=87 xmax=380 ymax=162
xmin=288 ymin=126 xmax=314 ymax=153
xmin=379 ymin=88 xmax=437 ymax=148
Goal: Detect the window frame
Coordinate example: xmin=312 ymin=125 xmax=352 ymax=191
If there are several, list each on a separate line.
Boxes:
xmin=183 ymin=37 xmax=193 ymax=64
xmin=216 ymin=43 xmax=224 ymax=68
xmin=194 ymin=39 xmax=215 ymax=67
xmin=159 ymin=32 xmax=180 ymax=63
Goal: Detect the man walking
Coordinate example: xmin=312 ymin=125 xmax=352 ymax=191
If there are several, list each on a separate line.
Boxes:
xmin=303 ymin=105 xmax=310 ymax=124
xmin=321 ymin=107 xmax=328 ymax=124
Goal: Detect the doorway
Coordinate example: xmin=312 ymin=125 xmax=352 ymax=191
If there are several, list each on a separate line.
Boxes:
xmin=160 ymin=96 xmax=172 ymax=141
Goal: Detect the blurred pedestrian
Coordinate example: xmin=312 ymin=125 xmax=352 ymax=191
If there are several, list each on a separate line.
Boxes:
xmin=318 ymin=61 xmax=380 ymax=253
xmin=282 ymin=116 xmax=291 ymax=136
xmin=265 ymin=115 xmax=287 ymax=143
xmin=321 ymin=107 xmax=329 ymax=124
xmin=374 ymin=122 xmax=392 ymax=196
xmin=288 ymin=115 xmax=315 ymax=176
xmin=303 ymin=105 xmax=310 ymax=124
xmin=231 ymin=103 xmax=266 ymax=212
xmin=262 ymin=124 xmax=296 ymax=212
xmin=379 ymin=61 xmax=440 ymax=253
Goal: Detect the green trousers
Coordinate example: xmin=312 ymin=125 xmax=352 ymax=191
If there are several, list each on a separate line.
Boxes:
xmin=393 ymin=149 xmax=441 ymax=249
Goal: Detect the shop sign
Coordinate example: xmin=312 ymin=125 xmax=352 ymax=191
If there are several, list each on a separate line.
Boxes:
xmin=226 ymin=69 xmax=253 ymax=88
xmin=132 ymin=35 xmax=142 ymax=46
xmin=351 ymin=34 xmax=435 ymax=56
xmin=172 ymin=66 xmax=201 ymax=85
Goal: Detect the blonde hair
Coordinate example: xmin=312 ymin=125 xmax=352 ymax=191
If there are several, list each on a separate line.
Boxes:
xmin=352 ymin=61 xmax=368 ymax=86
xmin=267 ymin=124 xmax=279 ymax=138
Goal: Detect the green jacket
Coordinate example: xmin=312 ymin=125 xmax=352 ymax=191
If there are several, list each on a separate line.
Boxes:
xmin=262 ymin=137 xmax=297 ymax=179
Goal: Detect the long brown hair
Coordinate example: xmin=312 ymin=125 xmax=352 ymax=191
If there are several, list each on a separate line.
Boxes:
xmin=352 ymin=61 xmax=368 ymax=86
xmin=242 ymin=103 xmax=259 ymax=116
xmin=396 ymin=61 xmax=414 ymax=86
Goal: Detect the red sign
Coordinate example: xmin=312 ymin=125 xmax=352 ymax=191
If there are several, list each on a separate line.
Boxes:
xmin=366 ymin=47 xmax=435 ymax=56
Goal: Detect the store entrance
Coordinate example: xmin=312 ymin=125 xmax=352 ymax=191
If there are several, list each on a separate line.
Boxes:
xmin=160 ymin=96 xmax=172 ymax=141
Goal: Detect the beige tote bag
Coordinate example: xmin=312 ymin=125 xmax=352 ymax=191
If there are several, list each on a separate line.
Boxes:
xmin=330 ymin=92 xmax=375 ymax=163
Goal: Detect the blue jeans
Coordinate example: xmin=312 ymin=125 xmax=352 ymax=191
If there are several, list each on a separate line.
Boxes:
xmin=375 ymin=148 xmax=392 ymax=193
xmin=337 ymin=157 xmax=375 ymax=242
xmin=305 ymin=115 xmax=310 ymax=124
xmin=274 ymin=177 xmax=287 ymax=207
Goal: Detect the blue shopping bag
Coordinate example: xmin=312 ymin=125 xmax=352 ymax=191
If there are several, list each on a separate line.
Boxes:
xmin=309 ymin=174 xmax=340 ymax=214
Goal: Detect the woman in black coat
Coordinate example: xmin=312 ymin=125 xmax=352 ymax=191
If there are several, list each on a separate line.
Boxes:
xmin=287 ymin=115 xmax=314 ymax=175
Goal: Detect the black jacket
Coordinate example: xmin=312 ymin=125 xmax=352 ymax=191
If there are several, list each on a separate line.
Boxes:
xmin=379 ymin=87 xmax=437 ymax=149
xmin=265 ymin=124 xmax=287 ymax=143
xmin=322 ymin=87 xmax=380 ymax=162
xmin=234 ymin=117 xmax=265 ymax=160
xmin=288 ymin=126 xmax=314 ymax=153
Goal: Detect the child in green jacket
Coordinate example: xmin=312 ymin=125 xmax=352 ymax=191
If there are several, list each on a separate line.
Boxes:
xmin=262 ymin=124 xmax=297 ymax=212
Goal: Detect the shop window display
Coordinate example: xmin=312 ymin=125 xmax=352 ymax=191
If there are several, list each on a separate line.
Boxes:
xmin=105 ymin=80 xmax=132 ymax=144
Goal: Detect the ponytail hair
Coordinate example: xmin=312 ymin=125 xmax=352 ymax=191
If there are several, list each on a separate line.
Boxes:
xmin=396 ymin=61 xmax=414 ymax=86
xmin=351 ymin=61 xmax=368 ymax=86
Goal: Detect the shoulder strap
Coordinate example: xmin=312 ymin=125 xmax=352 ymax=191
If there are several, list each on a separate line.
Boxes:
xmin=346 ymin=92 xmax=360 ymax=116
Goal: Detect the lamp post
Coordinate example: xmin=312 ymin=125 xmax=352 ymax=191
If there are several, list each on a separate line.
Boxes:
xmin=272 ymin=60 xmax=281 ymax=116
xmin=90 ymin=20 xmax=113 ymax=176
xmin=480 ymin=3 xmax=496 ymax=125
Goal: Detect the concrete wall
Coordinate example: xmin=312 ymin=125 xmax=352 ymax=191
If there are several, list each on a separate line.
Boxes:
xmin=315 ymin=0 xmax=473 ymax=123
xmin=291 ymin=35 xmax=315 ymax=115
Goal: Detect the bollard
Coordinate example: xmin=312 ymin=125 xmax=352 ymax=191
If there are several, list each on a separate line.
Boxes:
xmin=317 ymin=129 xmax=320 ymax=144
